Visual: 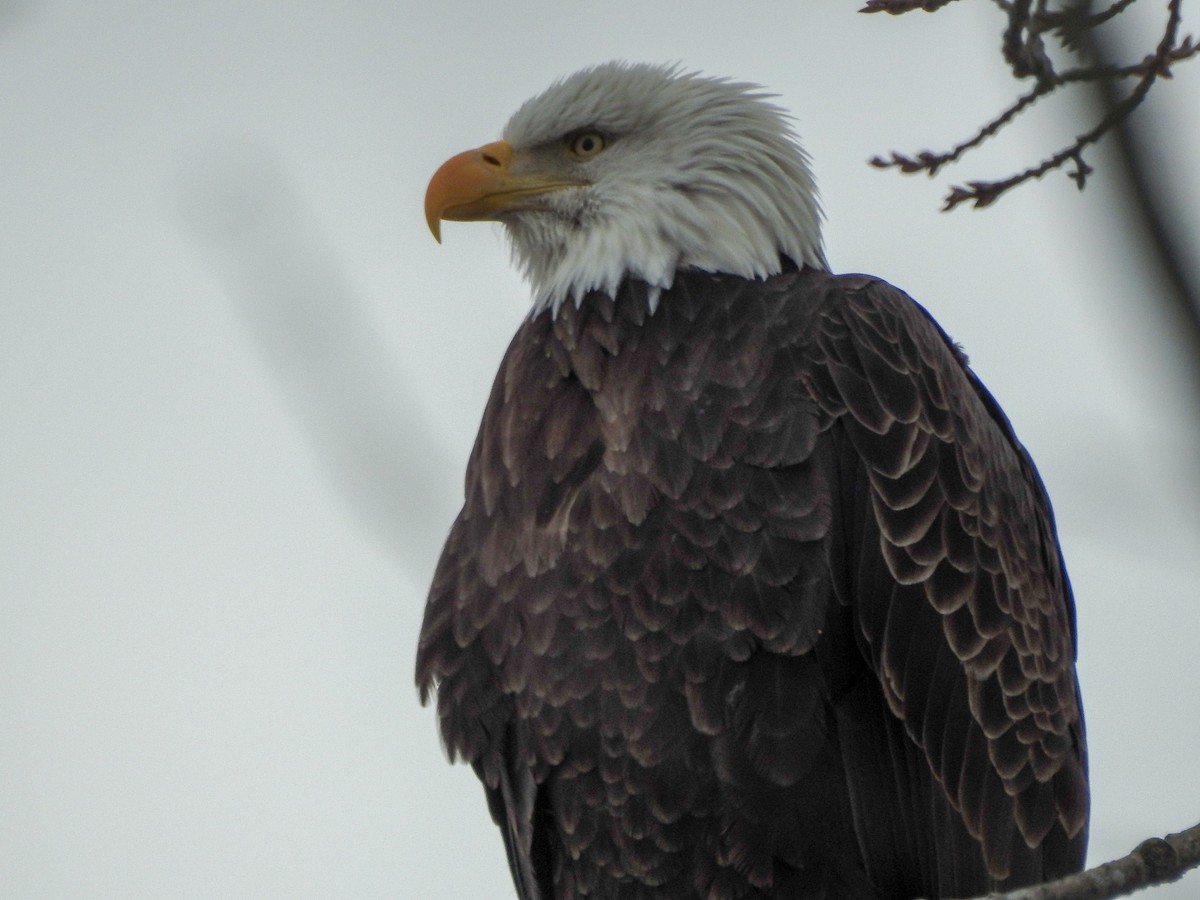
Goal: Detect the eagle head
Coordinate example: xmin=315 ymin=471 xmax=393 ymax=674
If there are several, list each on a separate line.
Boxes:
xmin=424 ymin=62 xmax=828 ymax=314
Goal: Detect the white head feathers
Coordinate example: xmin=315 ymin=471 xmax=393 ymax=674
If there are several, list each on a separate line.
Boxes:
xmin=498 ymin=62 xmax=828 ymax=315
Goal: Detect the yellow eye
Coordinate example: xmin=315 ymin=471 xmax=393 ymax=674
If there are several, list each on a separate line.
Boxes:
xmin=567 ymin=131 xmax=606 ymax=159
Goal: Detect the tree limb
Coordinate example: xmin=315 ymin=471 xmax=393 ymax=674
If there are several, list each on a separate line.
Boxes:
xmin=866 ymin=0 xmax=1199 ymax=209
xmin=951 ymin=821 xmax=1200 ymax=899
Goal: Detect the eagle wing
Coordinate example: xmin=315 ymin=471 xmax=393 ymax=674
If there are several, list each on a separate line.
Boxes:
xmin=806 ymin=272 xmax=1088 ymax=894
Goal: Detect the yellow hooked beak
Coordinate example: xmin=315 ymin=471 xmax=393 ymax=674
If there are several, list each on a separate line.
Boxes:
xmin=424 ymin=140 xmax=580 ymax=242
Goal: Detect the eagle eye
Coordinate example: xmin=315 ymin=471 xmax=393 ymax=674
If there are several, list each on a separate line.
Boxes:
xmin=566 ymin=131 xmax=607 ymax=160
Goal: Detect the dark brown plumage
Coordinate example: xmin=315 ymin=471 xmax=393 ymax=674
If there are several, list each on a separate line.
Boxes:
xmin=416 ymin=266 xmax=1088 ymax=899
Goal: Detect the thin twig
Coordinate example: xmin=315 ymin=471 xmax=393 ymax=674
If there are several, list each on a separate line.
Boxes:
xmin=867 ymin=0 xmax=1200 ymax=209
xmin=940 ymin=49 xmax=1160 ymax=208
xmin=871 ymin=81 xmax=1054 ymax=176
xmin=1003 ymin=0 xmax=1040 ymax=78
xmin=869 ymin=35 xmax=1197 ymax=182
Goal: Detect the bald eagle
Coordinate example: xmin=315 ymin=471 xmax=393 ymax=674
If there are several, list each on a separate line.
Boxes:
xmin=416 ymin=63 xmax=1088 ymax=900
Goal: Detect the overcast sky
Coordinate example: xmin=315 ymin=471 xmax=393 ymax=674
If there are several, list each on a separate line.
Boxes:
xmin=2 ymin=1 xmax=1199 ymax=897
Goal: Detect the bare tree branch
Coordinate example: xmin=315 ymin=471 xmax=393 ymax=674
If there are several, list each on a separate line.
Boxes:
xmin=1037 ymin=0 xmax=1140 ymax=50
xmin=860 ymin=0 xmax=961 ymax=13
xmin=952 ymin=821 xmax=1200 ymax=899
xmin=866 ymin=0 xmax=1199 ymax=209
xmin=870 ymin=80 xmax=1054 ymax=178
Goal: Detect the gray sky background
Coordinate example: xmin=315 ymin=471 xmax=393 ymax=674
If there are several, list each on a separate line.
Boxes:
xmin=3 ymin=1 xmax=1199 ymax=897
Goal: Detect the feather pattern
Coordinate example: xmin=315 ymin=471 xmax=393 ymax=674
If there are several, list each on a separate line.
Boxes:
xmin=416 ymin=267 xmax=1088 ymax=899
